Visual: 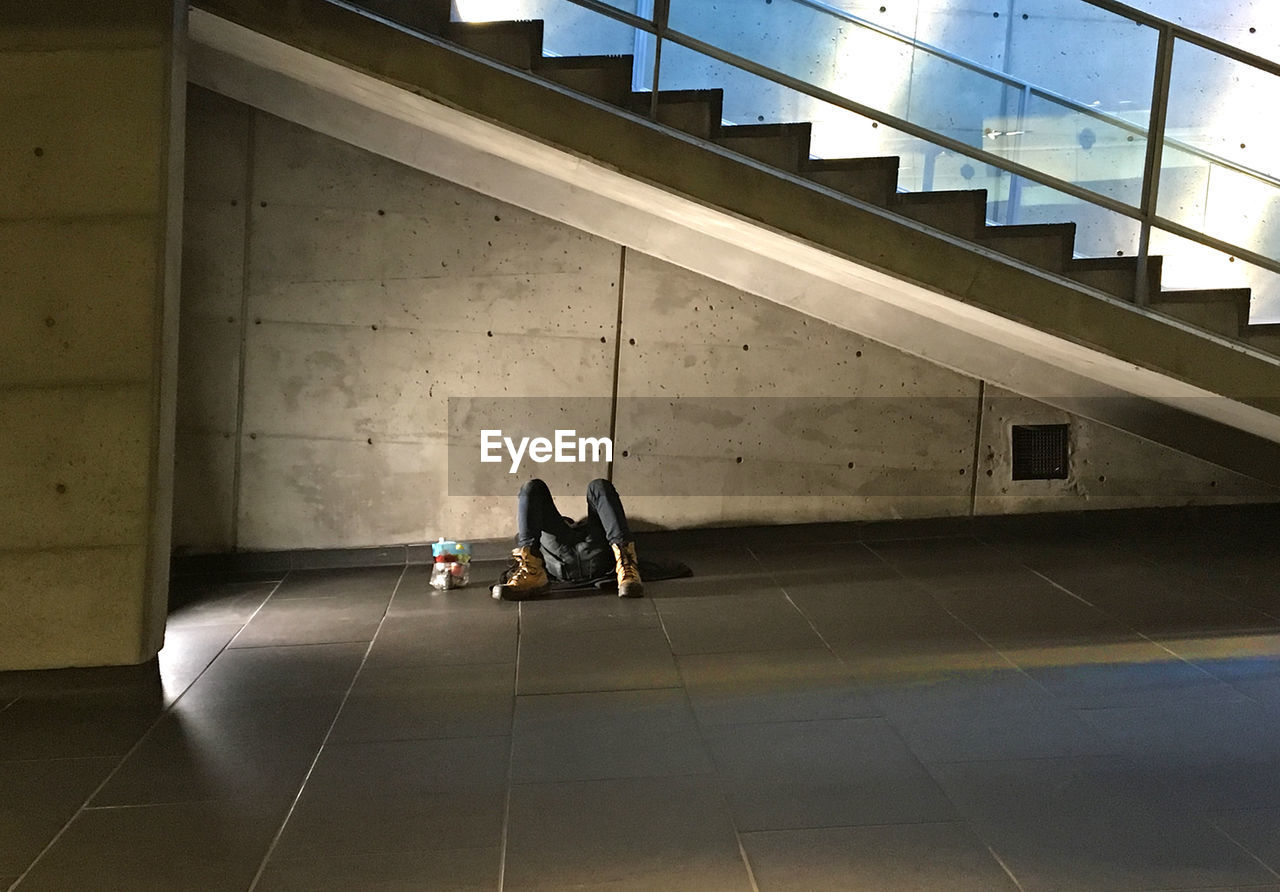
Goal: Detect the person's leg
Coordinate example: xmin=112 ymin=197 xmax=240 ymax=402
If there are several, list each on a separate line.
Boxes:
xmin=497 ymin=479 xmax=564 ymax=601
xmin=584 ymin=478 xmax=632 ymax=545
xmin=516 ymin=478 xmax=575 ymax=549
xmin=585 ymin=479 xmax=643 ymax=597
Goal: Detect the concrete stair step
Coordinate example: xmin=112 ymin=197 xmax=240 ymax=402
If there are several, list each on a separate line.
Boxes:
xmin=536 ymin=55 xmax=634 ymax=105
xmin=893 ymin=190 xmax=987 ymax=240
xmin=1151 ymin=288 xmax=1251 ymax=338
xmin=979 ymin=222 xmax=1076 ymax=273
xmin=1245 ymin=322 xmax=1280 ymax=355
xmin=714 ymin=122 xmax=812 ymax=172
xmin=357 ymin=0 xmax=453 ymax=33
xmin=1066 ymin=256 xmax=1162 ymax=302
xmin=626 ymin=89 xmax=724 ymax=139
xmin=802 ymin=157 xmax=899 ymax=206
xmin=443 ymin=20 xmax=544 ymax=70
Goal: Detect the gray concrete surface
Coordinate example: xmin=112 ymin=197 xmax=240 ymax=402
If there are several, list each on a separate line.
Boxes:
xmin=1 ymin=2 xmax=186 ymax=670
xmin=174 ymin=88 xmax=1278 ymax=552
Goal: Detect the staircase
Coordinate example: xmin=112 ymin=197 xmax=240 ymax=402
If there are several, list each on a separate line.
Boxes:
xmin=187 ymin=0 xmax=1280 ymax=483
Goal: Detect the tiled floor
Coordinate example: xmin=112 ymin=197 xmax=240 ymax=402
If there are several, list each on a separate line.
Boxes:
xmin=5 ymin=510 xmax=1280 ymax=890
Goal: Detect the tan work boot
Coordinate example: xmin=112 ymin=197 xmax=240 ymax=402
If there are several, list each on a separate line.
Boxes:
xmin=612 ymin=541 xmax=644 ymax=598
xmin=492 ymin=546 xmax=550 ymax=600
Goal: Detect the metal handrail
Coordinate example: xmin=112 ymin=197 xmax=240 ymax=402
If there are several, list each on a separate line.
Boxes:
xmin=787 ymin=0 xmax=1280 ymax=192
xmin=552 ymin=0 xmax=1280 ymax=278
xmin=1085 ymin=0 xmax=1280 ymax=77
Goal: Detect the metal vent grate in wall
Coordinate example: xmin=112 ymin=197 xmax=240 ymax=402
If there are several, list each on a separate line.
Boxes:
xmin=1011 ymin=424 xmax=1069 ymax=480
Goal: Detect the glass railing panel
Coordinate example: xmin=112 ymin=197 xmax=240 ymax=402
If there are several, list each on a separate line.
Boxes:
xmin=452 ymin=0 xmax=639 ymax=56
xmin=982 ymin=91 xmax=1148 ymax=207
xmin=1003 ymin=0 xmax=1158 ymax=119
xmin=1150 ymin=227 xmax=1280 ymax=325
xmin=655 ymin=39 xmax=1137 ymax=264
xmin=667 ymin=0 xmax=916 ymax=123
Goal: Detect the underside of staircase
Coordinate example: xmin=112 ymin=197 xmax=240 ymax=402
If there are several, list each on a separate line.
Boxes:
xmin=188 ymin=0 xmax=1280 ymax=486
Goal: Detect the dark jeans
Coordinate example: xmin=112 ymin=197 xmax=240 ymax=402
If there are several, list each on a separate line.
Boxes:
xmin=516 ymin=478 xmax=633 ymax=550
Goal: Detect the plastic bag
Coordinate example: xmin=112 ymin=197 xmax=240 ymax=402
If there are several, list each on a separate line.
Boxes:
xmin=429 ymin=538 xmax=471 ymax=590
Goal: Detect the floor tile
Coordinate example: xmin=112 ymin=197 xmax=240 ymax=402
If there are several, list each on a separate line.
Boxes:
xmin=366 ymin=612 xmax=518 ymax=668
xmin=1210 ymin=808 xmax=1280 ymax=876
xmin=12 ymin=797 xmax=289 ymax=892
xmin=269 ymin=566 xmax=405 ymax=600
xmin=0 ymin=757 xmax=116 ymax=875
xmin=302 ymin=737 xmax=509 ymax=799
xmin=511 ymin=688 xmax=712 ymax=782
xmin=705 ymin=717 xmax=955 ymax=831
xmin=504 ymin=775 xmax=751 ymax=890
xmin=868 ymin=667 xmax=1114 ymax=762
xmin=927 ymin=755 xmax=1164 ymax=825
xmin=517 ymin=596 xmax=661 ymax=637
xmin=256 ymin=846 xmax=501 ymax=891
xmin=182 ymin=642 xmax=368 ymax=701
xmin=156 ymin=622 xmax=242 ymax=704
xmin=166 ymin=579 xmax=277 ymax=628
xmin=975 ymin=812 xmax=1276 ymax=892
xmin=328 ymin=662 xmax=514 ymax=742
xmin=0 ymin=694 xmax=163 ymax=760
xmin=91 ymin=709 xmax=322 ymax=806
xmin=655 ymin=592 xmax=826 ymax=655
xmin=271 ymin=790 xmax=506 ymax=860
xmin=677 ymin=648 xmax=873 ymax=726
xmin=516 ymin=627 xmax=679 ymax=695
xmin=228 ymin=595 xmax=388 ymax=648
xmin=1005 ymin=640 xmax=1246 ymax=708
xmin=742 ymin=822 xmax=1018 ymax=891
xmin=387 ymin=562 xmax=514 ymax=616
xmin=930 ymin=582 xmax=1129 ymax=645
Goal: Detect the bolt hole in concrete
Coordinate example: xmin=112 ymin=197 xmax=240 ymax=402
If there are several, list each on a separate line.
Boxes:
xmin=736 ymin=457 xmax=743 ymax=464
xmin=629 ymin=338 xmax=636 ymax=345
xmin=34 ymin=146 xmax=43 ymax=156
xmin=55 ymin=483 xmax=66 ymax=494
xmin=45 ymin=317 xmax=55 ymax=327
xmin=622 ymin=450 xmax=629 ymax=457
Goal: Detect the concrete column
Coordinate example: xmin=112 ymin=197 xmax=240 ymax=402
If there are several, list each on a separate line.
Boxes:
xmin=0 ymin=0 xmax=186 ymax=669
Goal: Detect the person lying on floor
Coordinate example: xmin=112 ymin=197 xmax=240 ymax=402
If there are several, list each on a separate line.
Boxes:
xmin=492 ymin=477 xmax=688 ymax=600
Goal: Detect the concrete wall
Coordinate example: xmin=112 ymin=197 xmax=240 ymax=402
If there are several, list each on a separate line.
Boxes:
xmin=173 ymin=88 xmax=1277 ymax=552
xmin=1 ymin=1 xmax=185 ymax=669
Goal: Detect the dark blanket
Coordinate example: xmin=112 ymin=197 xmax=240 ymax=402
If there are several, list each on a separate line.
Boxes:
xmin=494 ymin=558 xmax=693 ymax=597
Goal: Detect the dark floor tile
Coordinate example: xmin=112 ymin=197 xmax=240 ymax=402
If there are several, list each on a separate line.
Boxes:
xmin=156 ymin=622 xmax=242 ymax=704
xmin=743 ymin=822 xmax=1019 ymax=892
xmin=517 ymin=596 xmax=661 ymax=637
xmin=328 ymin=662 xmax=514 ymax=742
xmin=387 ymin=563 xmax=514 ymax=616
xmin=91 ymin=709 xmax=321 ymax=806
xmin=12 ymin=797 xmax=289 ymax=892
xmin=0 ymin=694 xmax=163 ymax=760
xmin=511 ymin=688 xmax=712 ymax=783
xmin=166 ymin=579 xmax=276 ymax=628
xmin=271 ymin=790 xmax=505 ymax=860
xmin=655 ymin=592 xmax=825 ymax=655
xmin=503 ymin=775 xmax=751 ymax=890
xmin=931 ymin=582 xmax=1129 ymax=645
xmin=975 ymin=812 xmax=1276 ymax=892
xmin=927 ymin=755 xmax=1165 ymax=826
xmin=229 ymin=595 xmax=388 ymax=648
xmin=162 ymin=690 xmax=345 ymax=746
xmin=0 ymin=757 xmax=116 ymax=874
xmin=256 ymin=846 xmax=501 ymax=891
xmin=302 ymin=737 xmax=509 ymax=799
xmin=1009 ymin=641 xmax=1247 ymax=709
xmin=785 ymin=577 xmax=973 ymax=645
xmin=706 ymin=717 xmax=955 ymax=831
xmin=641 ymin=546 xmax=779 ymax=600
xmin=270 ymin=566 xmax=405 ymax=600
xmin=181 ymin=642 xmax=367 ymax=701
xmin=646 ymin=570 xmax=786 ymax=600
xmin=1211 ymin=808 xmax=1280 ymax=876
xmin=366 ymin=612 xmax=518 ymax=668
xmin=515 ymin=627 xmax=679 ymax=695
xmin=869 ymin=668 xmax=1114 ymax=763
xmin=677 ymin=648 xmax=873 ymax=726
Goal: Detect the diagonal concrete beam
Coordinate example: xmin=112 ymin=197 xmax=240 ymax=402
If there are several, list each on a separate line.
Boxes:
xmin=187 ymin=5 xmax=1280 ymax=485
